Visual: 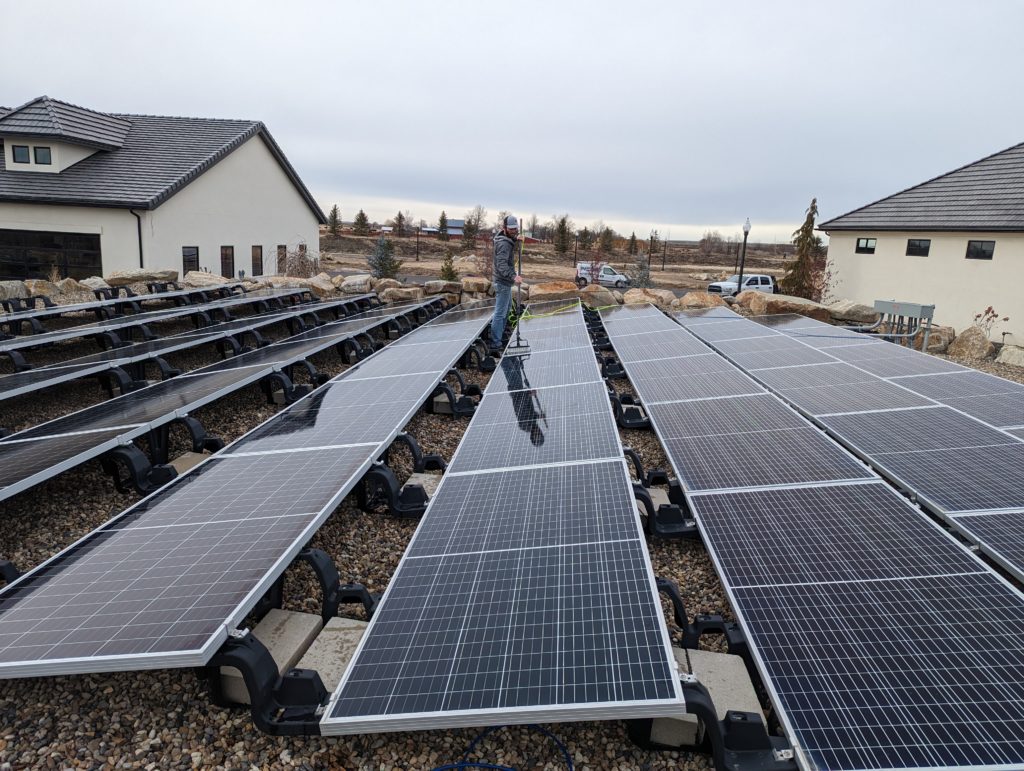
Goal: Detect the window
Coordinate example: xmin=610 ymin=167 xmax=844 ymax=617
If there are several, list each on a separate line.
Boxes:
xmin=182 ymin=246 xmax=199 ymax=274
xmin=744 ymin=277 xmax=759 ymax=287
xmin=33 ymin=146 xmax=52 ymax=165
xmin=298 ymin=243 xmax=307 ymax=255
xmin=11 ymin=145 xmax=29 ymax=164
xmin=906 ymin=239 xmax=931 ymax=257
xmin=220 ymin=246 xmax=235 ymax=278
xmin=966 ymin=240 xmax=995 ymax=260
xmin=251 ymin=245 xmax=263 ymax=276
xmin=277 ymin=244 xmax=287 ymax=273
xmin=855 ymin=237 xmax=877 ymax=254
xmin=760 ymin=276 xmax=772 ymax=286
xmin=0 ymin=228 xmax=101 ymax=280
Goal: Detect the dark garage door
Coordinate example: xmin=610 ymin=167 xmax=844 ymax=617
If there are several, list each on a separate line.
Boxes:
xmin=0 ymin=229 xmax=102 ymax=280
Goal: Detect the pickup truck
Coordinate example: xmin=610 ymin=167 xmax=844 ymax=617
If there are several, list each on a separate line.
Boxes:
xmin=576 ymin=262 xmax=631 ymax=289
xmin=707 ymin=274 xmax=776 ymax=296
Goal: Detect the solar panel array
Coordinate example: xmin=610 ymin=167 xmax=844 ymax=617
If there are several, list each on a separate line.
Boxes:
xmin=321 ymin=302 xmax=683 ymax=735
xmin=604 ymin=303 xmax=1024 ymax=771
xmin=684 ymin=309 xmax=1024 ymax=585
xmin=0 ymin=298 xmax=442 ymax=503
xmin=0 ymin=302 xmax=493 ymax=678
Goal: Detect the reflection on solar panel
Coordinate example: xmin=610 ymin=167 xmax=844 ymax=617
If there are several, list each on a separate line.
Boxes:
xmin=672 ymin=306 xmax=743 ymax=326
xmin=0 ymin=301 xmax=490 ymax=677
xmin=322 ymin=303 xmax=682 ymax=735
xmin=604 ymin=304 xmax=1024 ymax=771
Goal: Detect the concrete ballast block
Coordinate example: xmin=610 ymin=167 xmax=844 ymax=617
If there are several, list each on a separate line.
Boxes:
xmin=404 ymin=472 xmax=442 ymax=499
xmin=220 ymin=609 xmax=322 ymax=704
xmin=295 ymin=617 xmax=369 ymax=693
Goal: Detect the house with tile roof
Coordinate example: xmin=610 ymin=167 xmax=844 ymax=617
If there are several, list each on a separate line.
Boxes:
xmin=820 ymin=142 xmax=1024 ymax=344
xmin=0 ymin=96 xmax=325 ymax=281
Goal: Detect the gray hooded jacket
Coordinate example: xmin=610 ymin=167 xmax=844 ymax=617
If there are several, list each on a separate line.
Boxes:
xmin=493 ymin=232 xmax=517 ymax=286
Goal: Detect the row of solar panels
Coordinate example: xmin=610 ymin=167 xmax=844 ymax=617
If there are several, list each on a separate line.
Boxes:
xmin=0 ymin=297 xmax=443 ymax=503
xmin=0 ymin=294 xmax=377 ymax=403
xmin=323 ymin=302 xmax=683 ymax=734
xmin=602 ymin=304 xmax=1024 ymax=771
xmin=0 ymin=302 xmax=495 ymax=677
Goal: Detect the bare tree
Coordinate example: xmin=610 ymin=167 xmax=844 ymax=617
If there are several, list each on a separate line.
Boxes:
xmin=527 ymin=213 xmax=539 ymax=238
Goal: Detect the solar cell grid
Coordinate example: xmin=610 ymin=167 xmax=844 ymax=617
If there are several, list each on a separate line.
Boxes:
xmin=729 ymin=346 xmax=838 ymax=370
xmin=646 ymin=394 xmax=805 ymax=438
xmin=749 ymin=314 xmax=822 ymax=330
xmin=711 ymin=334 xmax=810 ymax=356
xmin=941 ymin=392 xmax=1024 ymax=428
xmin=776 ymin=379 xmax=934 ymax=416
xmin=629 ymin=353 xmax=735 ymax=382
xmin=1011 ymin=428 xmax=1024 ymax=440
xmin=672 ymin=306 xmax=741 ymax=325
xmin=632 ymin=368 xmax=763 ymax=405
xmin=663 ymin=427 xmax=872 ymax=491
xmin=871 ymin=443 xmax=1024 ymax=513
xmin=752 ymin=362 xmax=876 ymax=391
xmin=487 ymin=346 xmax=601 ymax=393
xmin=691 ymin=483 xmax=985 ymax=587
xmin=406 ymin=462 xmax=637 ymax=557
xmin=890 ymin=370 xmax=1024 ymax=400
xmin=472 ymin=380 xmax=610 ymax=425
xmin=952 ymin=513 xmax=1024 ymax=574
xmin=733 ymin=574 xmax=1024 ymax=771
xmin=831 ymin=348 xmax=965 ymax=377
xmin=820 ymin=406 xmax=1017 ymax=455
xmin=786 ymin=332 xmax=883 ymax=349
xmin=685 ymin=320 xmax=777 ymax=342
xmin=0 ymin=429 xmax=135 ymax=489
xmin=609 ymin=328 xmax=708 ymax=361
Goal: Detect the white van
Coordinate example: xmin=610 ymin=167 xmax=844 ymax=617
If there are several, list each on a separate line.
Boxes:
xmin=576 ymin=262 xmax=631 ymax=289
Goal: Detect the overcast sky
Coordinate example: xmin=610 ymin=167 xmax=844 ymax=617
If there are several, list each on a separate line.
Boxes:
xmin=4 ymin=1 xmax=1023 ymax=242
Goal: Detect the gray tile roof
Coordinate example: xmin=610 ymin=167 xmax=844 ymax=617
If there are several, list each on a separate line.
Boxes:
xmin=820 ymin=141 xmax=1024 ymax=232
xmin=0 ymin=98 xmax=325 ymax=223
xmin=0 ymin=96 xmax=131 ymax=150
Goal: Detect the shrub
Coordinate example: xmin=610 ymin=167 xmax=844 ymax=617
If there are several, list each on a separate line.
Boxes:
xmin=367 ymin=235 xmax=403 ymax=279
xmin=440 ymin=249 xmax=458 ymax=282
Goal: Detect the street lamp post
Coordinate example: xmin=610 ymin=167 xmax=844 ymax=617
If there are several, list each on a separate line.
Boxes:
xmin=736 ymin=218 xmax=751 ymax=296
xmin=415 ymin=226 xmax=420 ymax=261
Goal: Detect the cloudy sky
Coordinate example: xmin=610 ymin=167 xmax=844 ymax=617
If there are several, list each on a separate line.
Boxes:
xmin=4 ymin=1 xmax=1023 ymax=241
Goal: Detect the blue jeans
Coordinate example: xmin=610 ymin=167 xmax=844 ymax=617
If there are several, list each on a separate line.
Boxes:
xmin=490 ymin=282 xmax=513 ymax=348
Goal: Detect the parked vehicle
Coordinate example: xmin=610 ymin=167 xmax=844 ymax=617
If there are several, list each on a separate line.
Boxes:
xmin=707 ymin=274 xmax=776 ymax=296
xmin=575 ymin=262 xmax=631 ymax=289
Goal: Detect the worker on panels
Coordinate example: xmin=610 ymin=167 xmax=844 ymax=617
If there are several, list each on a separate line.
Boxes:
xmin=489 ymin=214 xmax=523 ymax=356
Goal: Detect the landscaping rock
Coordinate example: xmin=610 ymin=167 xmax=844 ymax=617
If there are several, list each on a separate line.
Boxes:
xmin=23 ymin=279 xmax=59 ymax=297
xmin=622 ymin=287 xmax=676 ymax=307
xmin=55 ymin=277 xmax=88 ymax=295
xmin=733 ymin=290 xmax=760 ymax=308
xmin=579 ymin=284 xmax=617 ymax=308
xmin=948 ymin=325 xmax=996 ymax=360
xmin=829 ymin=299 xmax=878 ymax=325
xmin=105 ymin=268 xmax=178 ymax=287
xmin=461 ymin=276 xmax=490 ymax=294
xmin=677 ymin=291 xmax=727 ymax=309
xmin=529 ymin=280 xmax=580 ymax=303
xmin=996 ymin=344 xmax=1024 ymax=368
xmin=444 ymin=292 xmax=462 ymax=307
xmin=372 ymin=278 xmax=402 ymax=292
xmin=0 ymin=280 xmax=27 ymax=301
xmin=305 ymin=272 xmax=337 ymax=298
xmin=748 ymin=292 xmax=831 ymax=322
xmin=423 ymin=280 xmax=461 ymax=295
xmin=80 ymin=276 xmax=110 ymax=290
xmin=912 ymin=324 xmax=956 ymax=353
xmin=612 ymin=289 xmax=624 ymax=304
xmin=336 ymin=274 xmax=372 ymax=294
xmin=181 ymin=271 xmax=229 ymax=288
xmin=379 ymin=286 xmax=424 ymax=302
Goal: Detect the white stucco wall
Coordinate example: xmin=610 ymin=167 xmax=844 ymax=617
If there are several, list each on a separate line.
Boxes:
xmin=1 ymin=137 xmax=98 ymax=173
xmin=827 ymin=231 xmax=1022 ymax=345
xmin=145 ymin=135 xmax=320 ymax=277
xmin=0 ymin=201 xmax=139 ymax=272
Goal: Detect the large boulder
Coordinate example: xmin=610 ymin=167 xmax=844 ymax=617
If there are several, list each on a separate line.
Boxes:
xmin=622 ymin=287 xmax=677 ymax=307
xmin=579 ymin=284 xmax=617 ymax=308
xmin=948 ymin=325 xmax=995 ymax=360
xmin=372 ymin=278 xmax=402 ymax=292
xmin=828 ymin=299 xmax=879 ymax=325
xmin=105 ymin=268 xmax=178 ymax=287
xmin=305 ymin=273 xmax=337 ymax=298
xmin=748 ymin=293 xmax=831 ymax=322
xmin=529 ymin=281 xmax=580 ymax=303
xmin=444 ymin=292 xmax=462 ymax=307
xmin=733 ymin=290 xmax=760 ymax=308
xmin=0 ymin=280 xmax=27 ymax=301
xmin=182 ymin=270 xmax=229 ymax=288
xmin=996 ymin=344 xmax=1024 ymax=368
xmin=380 ymin=286 xmax=425 ymax=302
xmin=912 ymin=325 xmax=956 ymax=354
xmin=612 ymin=290 xmax=624 ymax=304
xmin=461 ymin=276 xmax=490 ymax=294
xmin=423 ymin=280 xmax=461 ymax=296
xmin=336 ymin=274 xmax=372 ymax=294
xmin=80 ymin=276 xmax=110 ymax=291
xmin=676 ymin=291 xmax=727 ymax=309
xmin=55 ymin=277 xmax=89 ymax=295
xmin=23 ymin=279 xmax=59 ymax=297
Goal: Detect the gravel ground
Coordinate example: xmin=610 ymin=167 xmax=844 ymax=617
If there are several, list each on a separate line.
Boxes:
xmin=4 ymin=303 xmax=1020 ymax=770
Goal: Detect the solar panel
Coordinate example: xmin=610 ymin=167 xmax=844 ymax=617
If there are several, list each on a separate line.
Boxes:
xmin=690 ymin=482 xmax=985 ymax=587
xmin=748 ymin=313 xmax=822 ymax=330
xmin=672 ymin=306 xmax=742 ymax=325
xmin=1010 ymin=428 xmax=1024 ymax=440
xmin=472 ymin=380 xmax=611 ymax=425
xmin=889 ymin=370 xmax=1024 ymax=400
xmin=940 ymin=392 xmax=1024 ymax=429
xmin=774 ymin=380 xmax=935 ymax=416
xmin=733 ymin=573 xmax=1024 ymax=771
xmin=646 ymin=394 xmax=806 ymax=438
xmin=662 ymin=428 xmax=873 ymax=491
xmin=951 ymin=513 xmax=1024 ymax=575
xmin=0 ymin=428 xmax=141 ymax=491
xmin=832 ymin=348 xmax=966 ymax=377
xmin=871 ymin=444 xmax=1024 ymax=513
xmin=684 ymin=320 xmax=778 ymax=342
xmin=632 ymin=366 xmax=763 ymax=405
xmin=752 ymin=362 xmax=877 ymax=391
xmin=820 ymin=406 xmax=1018 ymax=455
xmin=605 ymin=328 xmax=709 ymax=362
xmin=487 ymin=346 xmax=602 ymax=392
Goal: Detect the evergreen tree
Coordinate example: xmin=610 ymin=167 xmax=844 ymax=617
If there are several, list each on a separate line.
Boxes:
xmin=438 ymin=210 xmax=449 ymax=241
xmin=627 ymin=232 xmax=638 ymax=255
xmin=554 ymin=215 xmax=572 ymax=256
xmin=439 ymin=248 xmax=458 ymax=281
xmin=353 ymin=209 xmax=371 ymax=236
xmin=599 ymin=227 xmax=614 ymax=254
xmin=392 ymin=211 xmax=407 ymax=237
xmin=627 ymin=254 xmax=652 ymax=288
xmin=367 ymin=235 xmax=403 ymax=278
xmin=460 ymin=204 xmax=487 ymax=250
xmin=779 ymin=198 xmax=826 ymax=300
xmin=649 ymin=229 xmax=661 ymax=256
xmin=327 ymin=205 xmax=341 ymax=237
xmin=578 ymin=227 xmax=594 ymax=250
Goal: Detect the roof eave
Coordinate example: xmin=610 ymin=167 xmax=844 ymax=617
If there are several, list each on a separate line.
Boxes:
xmin=0 ymin=132 xmax=120 ymax=151
xmin=818 ymin=223 xmax=1024 ymax=233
